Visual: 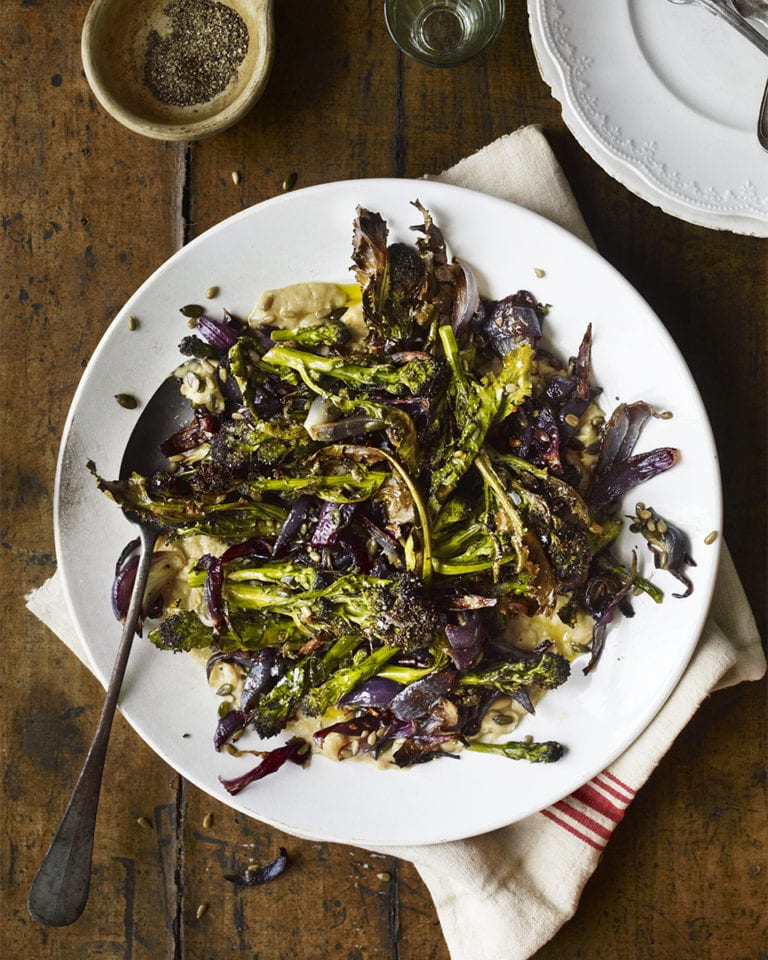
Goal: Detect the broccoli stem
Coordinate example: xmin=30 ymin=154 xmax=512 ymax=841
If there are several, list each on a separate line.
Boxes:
xmin=597 ymin=554 xmax=664 ymax=604
xmin=250 ymin=632 xmax=360 ymax=738
xmin=338 ymin=444 xmax=433 ymax=583
xmin=474 ymin=450 xmax=527 ymax=571
xmin=241 ymin=471 xmax=389 ymax=503
xmin=468 ymin=739 xmax=564 ymax=763
xmin=428 ymin=327 xmax=533 ymax=511
xmin=461 ymin=651 xmax=570 ymax=694
xmin=377 ymin=663 xmax=435 ymax=684
xmin=300 ymin=644 xmax=399 ymax=717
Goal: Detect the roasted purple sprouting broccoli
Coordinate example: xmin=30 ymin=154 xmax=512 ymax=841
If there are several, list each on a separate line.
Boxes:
xmin=96 ymin=201 xmax=691 ymax=791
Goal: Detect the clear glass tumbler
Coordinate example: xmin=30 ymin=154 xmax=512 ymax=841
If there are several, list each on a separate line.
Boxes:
xmin=384 ymin=0 xmax=505 ymax=67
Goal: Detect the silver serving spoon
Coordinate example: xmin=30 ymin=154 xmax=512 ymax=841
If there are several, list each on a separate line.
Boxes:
xmin=28 ymin=375 xmax=188 ymax=927
xmin=731 ymin=0 xmax=768 ymax=148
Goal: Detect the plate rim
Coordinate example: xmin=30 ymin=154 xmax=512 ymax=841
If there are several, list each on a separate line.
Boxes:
xmin=527 ymin=0 xmax=768 ymax=237
xmin=53 ymin=177 xmax=723 ymax=845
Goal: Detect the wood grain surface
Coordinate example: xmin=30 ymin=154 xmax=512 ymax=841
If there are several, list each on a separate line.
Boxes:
xmin=2 ymin=2 xmax=765 ymax=959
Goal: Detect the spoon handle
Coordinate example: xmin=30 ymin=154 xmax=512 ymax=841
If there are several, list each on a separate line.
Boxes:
xmin=27 ymin=525 xmax=158 ymax=926
xmin=759 ymin=77 xmax=768 ymax=149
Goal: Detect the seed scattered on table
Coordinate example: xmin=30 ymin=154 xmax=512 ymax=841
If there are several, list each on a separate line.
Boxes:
xmin=143 ymin=0 xmax=249 ymax=108
xmin=376 ymin=872 xmax=391 ymax=882
xmin=203 ymin=812 xmax=215 ymax=829
xmin=282 ymin=171 xmax=298 ymax=192
xmin=137 ymin=816 xmax=153 ymax=830
xmin=231 ymin=170 xmax=241 ymax=186
xmin=195 ymin=902 xmax=209 ymax=920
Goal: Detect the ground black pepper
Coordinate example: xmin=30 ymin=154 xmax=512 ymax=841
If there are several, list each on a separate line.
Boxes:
xmin=144 ymin=0 xmax=249 ymax=108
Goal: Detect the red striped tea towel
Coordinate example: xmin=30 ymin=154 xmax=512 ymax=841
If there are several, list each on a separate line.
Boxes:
xmin=542 ymin=769 xmax=635 ymax=850
xmin=365 ymin=126 xmax=767 ymax=960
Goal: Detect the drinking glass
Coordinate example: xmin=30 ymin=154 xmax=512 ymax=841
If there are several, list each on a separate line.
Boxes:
xmin=384 ymin=0 xmax=505 ymax=67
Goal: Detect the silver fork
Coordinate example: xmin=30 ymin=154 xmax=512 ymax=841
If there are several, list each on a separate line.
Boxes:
xmin=669 ymin=0 xmax=768 ymax=149
xmin=732 ymin=0 xmax=768 ymax=148
xmin=668 ymin=0 xmax=768 ymax=52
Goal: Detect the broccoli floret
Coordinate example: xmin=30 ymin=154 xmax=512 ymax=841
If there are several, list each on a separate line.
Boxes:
xmin=269 ymin=320 xmax=351 ymax=350
xmin=461 ymin=650 xmax=570 ymax=694
xmin=148 ymin=609 xmax=304 ymax=654
xmin=539 ymin=515 xmax=592 ymax=588
xmin=261 ymin=344 xmax=447 ymax=399
xmin=468 ymin=738 xmax=564 ymax=763
xmin=149 ymin=611 xmax=213 ymax=652
xmin=177 ymin=335 xmax=221 ymax=360
xmin=210 ymin=416 xmax=315 ymax=474
xmin=188 ymin=460 xmax=237 ymax=496
xmin=221 ymin=570 xmax=400 ymax=641
xmin=382 ymin=573 xmax=443 ymax=651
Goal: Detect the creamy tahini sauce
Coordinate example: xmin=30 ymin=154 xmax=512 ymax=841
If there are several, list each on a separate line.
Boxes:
xmin=173 ymin=357 xmax=226 ymax=413
xmin=505 ymin=608 xmax=594 ymax=660
xmin=248 ymin=281 xmax=368 ymax=345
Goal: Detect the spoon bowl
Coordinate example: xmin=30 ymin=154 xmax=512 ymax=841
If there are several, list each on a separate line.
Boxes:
xmin=81 ymin=0 xmax=274 ymax=140
xmin=28 ymin=375 xmax=191 ymax=926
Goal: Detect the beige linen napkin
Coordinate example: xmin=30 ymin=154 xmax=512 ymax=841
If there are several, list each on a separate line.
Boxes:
xmin=27 ymin=126 xmax=766 ymax=960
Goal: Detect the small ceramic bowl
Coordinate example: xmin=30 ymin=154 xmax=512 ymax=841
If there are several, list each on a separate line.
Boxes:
xmin=81 ymin=0 xmax=274 ymax=141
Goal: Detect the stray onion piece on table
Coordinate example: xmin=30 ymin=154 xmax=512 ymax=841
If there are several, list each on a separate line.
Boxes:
xmin=93 ymin=202 xmax=692 ymax=792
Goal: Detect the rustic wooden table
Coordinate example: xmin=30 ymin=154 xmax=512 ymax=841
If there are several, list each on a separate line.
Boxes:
xmin=2 ymin=2 xmax=766 ymax=958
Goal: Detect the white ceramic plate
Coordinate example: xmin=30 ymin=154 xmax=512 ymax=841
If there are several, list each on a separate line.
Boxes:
xmin=529 ymin=0 xmax=768 ymax=236
xmin=55 ymin=179 xmax=721 ymax=846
